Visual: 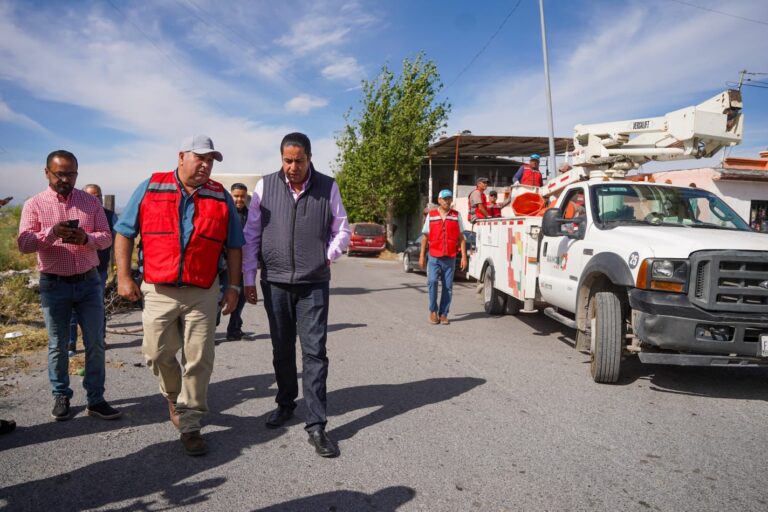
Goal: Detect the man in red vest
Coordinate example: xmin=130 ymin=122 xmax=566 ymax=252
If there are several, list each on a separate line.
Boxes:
xmin=487 ymin=189 xmax=512 ymax=218
xmin=419 ymin=189 xmax=468 ymax=325
xmin=513 ymin=154 xmax=544 ymax=187
xmin=114 ymin=135 xmax=244 ymax=456
xmin=468 ymin=177 xmax=490 ymax=222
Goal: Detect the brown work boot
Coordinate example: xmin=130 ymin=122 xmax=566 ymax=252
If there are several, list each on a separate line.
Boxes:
xmin=180 ymin=431 xmax=207 ymax=456
xmin=429 ymin=311 xmax=439 ymax=324
xmin=167 ymin=399 xmax=180 ymax=429
xmin=440 ymin=315 xmax=450 ymax=325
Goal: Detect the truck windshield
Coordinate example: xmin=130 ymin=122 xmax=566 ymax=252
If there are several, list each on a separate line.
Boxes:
xmin=592 ymin=184 xmax=751 ymax=231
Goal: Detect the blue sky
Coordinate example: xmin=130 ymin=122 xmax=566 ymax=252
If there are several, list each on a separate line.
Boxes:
xmin=1 ymin=0 xmax=767 ymax=206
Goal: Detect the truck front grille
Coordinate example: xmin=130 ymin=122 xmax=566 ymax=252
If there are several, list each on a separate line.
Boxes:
xmin=689 ymin=251 xmax=768 ymax=313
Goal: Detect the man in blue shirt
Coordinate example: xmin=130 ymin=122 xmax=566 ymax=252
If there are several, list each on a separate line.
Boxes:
xmin=114 ymin=135 xmax=244 ymax=456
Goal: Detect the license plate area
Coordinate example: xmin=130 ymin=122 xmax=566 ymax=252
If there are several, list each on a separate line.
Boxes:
xmin=761 ymin=335 xmax=768 ymax=358
xmin=366 ymin=238 xmax=373 ymax=243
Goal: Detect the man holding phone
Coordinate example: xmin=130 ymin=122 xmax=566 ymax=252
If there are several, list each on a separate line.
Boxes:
xmin=18 ymin=150 xmax=121 ymax=422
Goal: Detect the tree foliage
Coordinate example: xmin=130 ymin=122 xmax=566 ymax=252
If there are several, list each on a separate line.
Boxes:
xmin=335 ymin=53 xmax=450 ymax=243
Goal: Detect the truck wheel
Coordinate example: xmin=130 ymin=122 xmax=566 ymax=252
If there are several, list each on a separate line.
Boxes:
xmin=589 ymin=291 xmax=623 ymax=383
xmin=505 ymin=296 xmax=522 ymax=315
xmin=403 ymin=254 xmax=413 ymax=273
xmin=483 ymin=266 xmax=506 ymax=315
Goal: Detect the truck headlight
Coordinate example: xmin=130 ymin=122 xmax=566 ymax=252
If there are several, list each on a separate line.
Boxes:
xmin=637 ymin=258 xmax=689 ymax=293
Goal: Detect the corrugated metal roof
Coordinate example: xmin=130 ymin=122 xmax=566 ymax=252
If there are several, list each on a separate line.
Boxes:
xmin=427 ymin=135 xmax=572 ymax=159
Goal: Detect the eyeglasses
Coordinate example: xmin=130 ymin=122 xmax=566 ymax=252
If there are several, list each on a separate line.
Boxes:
xmin=47 ymin=169 xmax=78 ymax=180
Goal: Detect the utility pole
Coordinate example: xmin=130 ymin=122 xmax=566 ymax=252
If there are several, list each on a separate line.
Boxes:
xmin=539 ymin=0 xmax=557 ymax=180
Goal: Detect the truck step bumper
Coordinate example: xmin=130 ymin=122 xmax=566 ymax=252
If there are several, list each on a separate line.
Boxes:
xmin=638 ymin=352 xmax=768 ymax=367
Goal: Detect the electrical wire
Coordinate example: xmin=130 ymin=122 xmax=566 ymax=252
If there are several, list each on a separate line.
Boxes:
xmin=176 ymin=0 xmax=303 ymax=90
xmin=444 ymin=0 xmax=524 ymax=91
xmin=668 ymin=0 xmax=768 ymax=26
xmin=104 ymin=0 xmax=230 ymax=113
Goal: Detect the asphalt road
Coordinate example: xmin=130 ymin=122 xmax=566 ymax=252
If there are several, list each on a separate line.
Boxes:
xmin=1 ymin=256 xmax=767 ymax=511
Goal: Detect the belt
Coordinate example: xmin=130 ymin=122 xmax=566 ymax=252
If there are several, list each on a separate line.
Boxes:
xmin=41 ymin=268 xmax=97 ymax=283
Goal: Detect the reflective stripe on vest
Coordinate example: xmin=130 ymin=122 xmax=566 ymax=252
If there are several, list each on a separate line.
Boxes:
xmin=428 ymin=209 xmax=461 ymax=258
xmin=139 ymin=171 xmax=229 ymax=288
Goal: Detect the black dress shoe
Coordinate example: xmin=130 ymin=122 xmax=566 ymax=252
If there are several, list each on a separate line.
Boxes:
xmin=265 ymin=406 xmax=294 ymax=428
xmin=307 ymin=429 xmax=339 ymax=458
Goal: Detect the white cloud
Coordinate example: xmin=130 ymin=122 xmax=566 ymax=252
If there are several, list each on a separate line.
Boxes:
xmin=451 ymin=0 xmax=768 ymax=158
xmin=0 ymin=99 xmax=48 ymax=133
xmin=322 ymin=57 xmax=365 ymax=83
xmin=285 ymin=94 xmax=329 ymax=114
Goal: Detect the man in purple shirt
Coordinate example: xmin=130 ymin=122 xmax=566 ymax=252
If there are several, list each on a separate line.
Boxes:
xmin=243 ymin=132 xmax=350 ymax=458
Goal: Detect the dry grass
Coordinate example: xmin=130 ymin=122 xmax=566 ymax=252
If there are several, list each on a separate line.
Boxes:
xmin=377 ymin=249 xmax=402 ymax=261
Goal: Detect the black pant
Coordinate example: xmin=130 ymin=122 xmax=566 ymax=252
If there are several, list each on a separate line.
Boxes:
xmin=261 ymin=280 xmax=330 ymax=432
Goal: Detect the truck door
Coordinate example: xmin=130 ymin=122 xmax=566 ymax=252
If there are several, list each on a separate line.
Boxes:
xmin=538 ymin=187 xmax=588 ymax=311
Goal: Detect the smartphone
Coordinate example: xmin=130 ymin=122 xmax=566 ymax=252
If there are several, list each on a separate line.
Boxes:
xmin=65 ymin=219 xmax=80 ymax=229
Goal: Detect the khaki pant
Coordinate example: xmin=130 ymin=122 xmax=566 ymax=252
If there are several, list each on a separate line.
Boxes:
xmin=141 ymin=279 xmax=218 ymax=433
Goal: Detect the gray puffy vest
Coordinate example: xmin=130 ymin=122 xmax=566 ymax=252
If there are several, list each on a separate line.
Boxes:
xmin=259 ymin=168 xmax=334 ymax=284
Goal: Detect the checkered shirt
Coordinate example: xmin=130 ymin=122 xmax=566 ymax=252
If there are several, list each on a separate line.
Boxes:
xmin=17 ymin=187 xmax=112 ymax=276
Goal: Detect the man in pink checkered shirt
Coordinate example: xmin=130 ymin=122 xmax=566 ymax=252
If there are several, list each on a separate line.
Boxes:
xmin=17 ymin=150 xmax=122 ymax=422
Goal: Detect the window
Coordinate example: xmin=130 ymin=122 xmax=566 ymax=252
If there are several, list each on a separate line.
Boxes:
xmin=750 ymin=200 xmax=768 ymax=232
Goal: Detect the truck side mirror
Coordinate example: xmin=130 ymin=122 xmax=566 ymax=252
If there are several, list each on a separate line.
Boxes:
xmin=542 ymin=208 xmax=562 ymax=237
xmin=542 ymin=208 xmax=587 ymax=240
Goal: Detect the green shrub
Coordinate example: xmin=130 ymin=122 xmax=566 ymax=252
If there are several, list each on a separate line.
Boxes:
xmin=0 ymin=206 xmax=36 ymax=271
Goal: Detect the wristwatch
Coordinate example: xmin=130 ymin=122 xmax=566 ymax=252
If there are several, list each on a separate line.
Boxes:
xmin=227 ymin=284 xmax=242 ymax=293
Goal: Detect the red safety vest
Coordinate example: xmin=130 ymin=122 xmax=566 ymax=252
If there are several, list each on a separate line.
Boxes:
xmin=139 ymin=171 xmax=229 ymax=289
xmin=428 ymin=208 xmax=461 ymax=258
xmin=469 ymin=188 xmax=488 ymax=221
xmin=488 ymin=204 xmax=503 ymax=218
xmin=519 ymin=165 xmax=543 ymax=187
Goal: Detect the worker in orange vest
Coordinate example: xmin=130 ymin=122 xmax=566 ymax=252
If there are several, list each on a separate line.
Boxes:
xmin=487 ymin=189 xmax=512 ymax=218
xmin=468 ymin=177 xmax=490 ymax=222
xmin=513 ymin=154 xmax=543 ymax=187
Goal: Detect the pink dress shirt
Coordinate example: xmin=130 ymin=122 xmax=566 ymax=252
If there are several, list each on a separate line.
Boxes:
xmin=18 ymin=187 xmax=112 ymax=276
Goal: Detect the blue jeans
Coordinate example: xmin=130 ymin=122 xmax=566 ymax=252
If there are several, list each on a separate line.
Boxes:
xmin=69 ymin=270 xmax=108 ymax=348
xmin=427 ymin=256 xmax=456 ymax=317
xmin=40 ymin=270 xmax=106 ymax=405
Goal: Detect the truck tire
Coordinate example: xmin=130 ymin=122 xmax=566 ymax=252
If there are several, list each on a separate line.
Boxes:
xmin=483 ymin=266 xmax=506 ymax=315
xmin=589 ymin=291 xmax=623 ymax=383
xmin=403 ymin=254 xmax=413 ymax=273
xmin=505 ymin=296 xmax=522 ymax=315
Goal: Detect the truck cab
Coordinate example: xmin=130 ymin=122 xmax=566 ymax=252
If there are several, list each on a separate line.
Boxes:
xmin=540 ymin=180 xmax=768 ymax=382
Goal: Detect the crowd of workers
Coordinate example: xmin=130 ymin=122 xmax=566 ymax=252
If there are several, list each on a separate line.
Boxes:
xmin=6 ymin=143 xmax=560 ymax=454
xmin=13 ymin=133 xmax=349 ymax=458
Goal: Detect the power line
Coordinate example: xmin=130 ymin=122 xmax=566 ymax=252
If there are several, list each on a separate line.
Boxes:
xmin=176 ymin=0 xmax=303 ymax=90
xmin=444 ymin=0 xmax=524 ymax=91
xmin=104 ymin=0 xmax=229 ymax=113
xmin=668 ymin=0 xmax=768 ymax=26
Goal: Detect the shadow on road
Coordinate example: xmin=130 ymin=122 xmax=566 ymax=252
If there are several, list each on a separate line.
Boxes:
xmin=328 ymin=377 xmax=486 ymax=442
xmin=331 ymin=283 xmax=427 ymax=296
xmin=615 ymin=357 xmax=768 ymax=400
xmin=254 ymin=485 xmax=416 ymax=511
xmin=0 ymin=376 xmax=483 ymax=511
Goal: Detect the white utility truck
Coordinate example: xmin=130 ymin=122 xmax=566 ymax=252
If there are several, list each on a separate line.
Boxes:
xmin=467 ymin=89 xmax=768 ymax=383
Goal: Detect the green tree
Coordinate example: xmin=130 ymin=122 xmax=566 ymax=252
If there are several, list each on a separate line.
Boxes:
xmin=335 ymin=52 xmax=450 ymax=248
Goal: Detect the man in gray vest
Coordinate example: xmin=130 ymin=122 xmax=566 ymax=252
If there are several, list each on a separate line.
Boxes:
xmin=243 ymin=132 xmax=350 ymax=458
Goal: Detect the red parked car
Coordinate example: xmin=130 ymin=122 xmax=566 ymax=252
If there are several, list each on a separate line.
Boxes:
xmin=347 ymin=223 xmax=386 ymax=256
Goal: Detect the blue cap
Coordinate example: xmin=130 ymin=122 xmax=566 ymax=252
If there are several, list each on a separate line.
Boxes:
xmin=438 ymin=189 xmax=453 ymax=199
xmin=530 ymin=153 xmax=541 ymax=160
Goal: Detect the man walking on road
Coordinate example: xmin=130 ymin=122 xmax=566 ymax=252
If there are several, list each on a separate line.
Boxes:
xmin=243 ymin=132 xmax=350 ymax=458
xmin=68 ymin=183 xmax=117 ymax=356
xmin=420 ymin=189 xmax=467 ymax=325
xmin=17 ymin=150 xmax=121 ymax=422
xmin=223 ymin=182 xmax=249 ymax=341
xmin=114 ymin=136 xmax=244 ymax=456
